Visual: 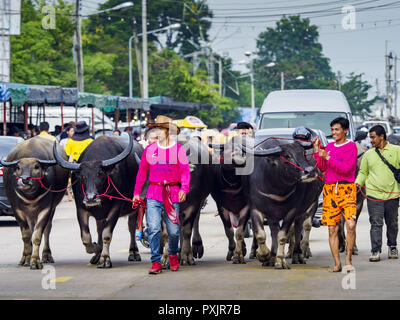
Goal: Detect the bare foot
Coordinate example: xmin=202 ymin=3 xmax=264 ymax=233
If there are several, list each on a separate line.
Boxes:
xmin=328 ymin=265 xmax=342 ymax=272
xmin=343 ymin=264 xmax=355 ymax=272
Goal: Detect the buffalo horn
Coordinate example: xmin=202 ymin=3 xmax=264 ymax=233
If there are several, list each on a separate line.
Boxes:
xmin=102 ymin=137 xmax=133 ymax=167
xmin=38 ymin=159 xmax=57 ymax=166
xmin=53 ymin=142 xmax=81 ymax=170
xmin=240 ymin=144 xmax=282 ymax=156
xmin=0 ymin=158 xmax=19 ymax=167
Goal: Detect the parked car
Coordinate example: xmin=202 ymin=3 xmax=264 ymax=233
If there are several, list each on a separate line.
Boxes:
xmin=0 ymin=136 xmax=24 ymax=216
xmin=362 ymin=120 xmax=393 ymax=136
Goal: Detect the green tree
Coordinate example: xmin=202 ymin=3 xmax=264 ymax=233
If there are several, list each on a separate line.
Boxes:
xmin=253 ymin=15 xmax=336 ymax=94
xmin=87 ymin=0 xmax=212 ymax=55
xmin=341 ymin=73 xmax=377 ymax=117
xmin=11 ymin=0 xmax=75 ymax=87
xmin=150 ymin=49 xmax=238 ymax=128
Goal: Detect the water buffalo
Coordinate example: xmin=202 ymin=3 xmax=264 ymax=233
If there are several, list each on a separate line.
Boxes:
xmin=241 ymin=138 xmax=319 ymax=269
xmin=209 ymin=137 xmax=251 ymax=264
xmin=53 ymin=136 xmax=143 ymax=268
xmin=1 ymin=136 xmax=69 ymax=269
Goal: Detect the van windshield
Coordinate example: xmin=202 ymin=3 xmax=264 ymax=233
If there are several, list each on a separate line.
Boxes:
xmin=259 ymin=112 xmax=349 ymax=137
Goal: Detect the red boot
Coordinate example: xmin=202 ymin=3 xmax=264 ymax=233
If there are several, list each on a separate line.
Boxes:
xmin=148 ymin=261 xmax=162 ymax=274
xmin=169 ymin=254 xmax=179 ymax=271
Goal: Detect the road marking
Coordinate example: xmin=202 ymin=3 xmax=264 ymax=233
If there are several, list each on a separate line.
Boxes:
xmin=13 ymin=298 xmax=32 ymax=300
xmin=118 ymin=249 xmax=129 ymax=253
xmin=243 ymin=266 xmax=329 ymax=270
xmin=51 ymin=277 xmax=72 ymax=283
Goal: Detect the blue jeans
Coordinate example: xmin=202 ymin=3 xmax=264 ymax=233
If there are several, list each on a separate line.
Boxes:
xmin=146 ymin=198 xmax=180 ymax=263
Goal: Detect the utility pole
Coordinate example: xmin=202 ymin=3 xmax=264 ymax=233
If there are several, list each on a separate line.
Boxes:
xmin=337 ymin=71 xmax=342 ymax=91
xmin=208 ymin=49 xmax=215 ymax=86
xmin=385 ymin=40 xmax=393 ymax=118
xmin=249 ymin=58 xmax=255 ymax=109
xmin=218 ymin=58 xmax=222 ymax=95
xmin=281 ymin=72 xmax=285 ymax=90
xmin=395 ymin=55 xmax=398 ymax=118
xmin=142 ymin=0 xmax=148 ymax=99
xmin=74 ymin=0 xmax=84 ymax=92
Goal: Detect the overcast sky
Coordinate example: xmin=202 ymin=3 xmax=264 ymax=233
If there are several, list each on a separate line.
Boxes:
xmin=82 ymin=0 xmax=400 ymax=97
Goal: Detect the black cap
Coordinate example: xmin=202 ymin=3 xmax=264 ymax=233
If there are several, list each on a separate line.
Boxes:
xmin=236 ymin=122 xmax=252 ymax=130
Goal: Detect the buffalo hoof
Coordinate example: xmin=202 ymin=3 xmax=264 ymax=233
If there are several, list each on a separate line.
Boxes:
xmin=256 ymin=250 xmax=271 ymax=263
xmin=291 ymin=253 xmax=306 ymax=265
xmin=226 ymin=251 xmax=234 ymax=261
xmin=352 ymin=245 xmax=359 ymax=256
xmin=42 ymin=253 xmax=55 ymax=264
xmin=192 ymin=242 xmax=204 ymax=259
xmin=30 ymin=257 xmax=43 ymax=270
xmin=249 ymin=251 xmax=256 ymax=259
xmin=90 ymin=252 xmax=101 ymax=265
xmin=275 ymin=257 xmax=290 ymax=270
xmin=19 ymin=255 xmax=31 ymax=267
xmin=301 ymin=243 xmax=312 ymax=259
xmin=161 ymin=255 xmax=169 ymax=269
xmin=339 ymin=245 xmax=346 ymax=253
xmin=261 ymin=256 xmax=276 ymax=267
xmin=128 ymin=252 xmax=141 ymax=262
xmin=97 ymin=256 xmax=112 ymax=269
xmin=180 ymin=257 xmax=196 ymax=266
xmin=232 ymin=256 xmax=246 ymax=264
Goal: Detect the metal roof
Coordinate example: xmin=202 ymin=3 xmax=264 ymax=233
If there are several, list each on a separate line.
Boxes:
xmin=260 ymin=89 xmax=352 ymax=114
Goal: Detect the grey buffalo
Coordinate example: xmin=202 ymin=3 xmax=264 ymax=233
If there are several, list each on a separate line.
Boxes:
xmin=1 ymin=136 xmax=69 ymax=269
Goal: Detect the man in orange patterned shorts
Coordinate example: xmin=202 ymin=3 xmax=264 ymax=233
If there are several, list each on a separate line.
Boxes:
xmin=314 ymin=117 xmax=358 ymax=272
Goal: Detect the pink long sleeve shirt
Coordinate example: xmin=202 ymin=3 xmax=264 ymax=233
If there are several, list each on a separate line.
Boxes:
xmin=314 ymin=140 xmax=358 ymax=185
xmin=134 ymin=142 xmax=191 ymax=203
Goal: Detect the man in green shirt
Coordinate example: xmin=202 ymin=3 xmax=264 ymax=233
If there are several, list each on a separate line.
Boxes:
xmin=356 ymin=125 xmax=399 ymax=262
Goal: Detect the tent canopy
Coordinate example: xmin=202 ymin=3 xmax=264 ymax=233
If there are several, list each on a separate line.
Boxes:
xmin=0 ymin=82 xmax=79 ymax=106
xmin=149 ymin=96 xmax=213 ymax=112
xmin=78 ymin=93 xmax=150 ymax=112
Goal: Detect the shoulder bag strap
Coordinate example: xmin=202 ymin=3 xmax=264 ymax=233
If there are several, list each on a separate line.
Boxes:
xmin=375 ymin=147 xmax=397 ymax=174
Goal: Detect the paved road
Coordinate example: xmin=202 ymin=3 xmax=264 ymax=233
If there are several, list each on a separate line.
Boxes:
xmin=0 ymin=196 xmax=399 ymax=300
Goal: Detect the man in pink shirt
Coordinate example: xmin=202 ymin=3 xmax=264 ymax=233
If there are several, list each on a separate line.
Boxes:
xmin=314 ymin=117 xmax=358 ymax=273
xmin=133 ymin=116 xmax=190 ymax=274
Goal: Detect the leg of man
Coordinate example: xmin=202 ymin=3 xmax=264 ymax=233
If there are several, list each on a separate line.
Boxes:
xmin=384 ymin=198 xmax=399 ymax=249
xmin=345 ymin=219 xmax=356 ymax=268
xmin=146 ymin=199 xmax=163 ymax=263
xmin=328 ymin=225 xmax=341 ymax=272
xmin=163 ymin=203 xmax=180 ymax=256
xmin=367 ymin=199 xmax=385 ymax=254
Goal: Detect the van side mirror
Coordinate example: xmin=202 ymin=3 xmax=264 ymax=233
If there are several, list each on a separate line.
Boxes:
xmin=354 ymin=130 xmax=368 ymax=142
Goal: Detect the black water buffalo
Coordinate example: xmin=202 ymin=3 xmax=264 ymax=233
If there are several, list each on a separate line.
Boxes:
xmin=1 ymin=136 xmax=69 ymax=269
xmin=209 ymin=137 xmax=251 ymax=264
xmin=53 ymin=136 xmax=143 ymax=268
xmin=241 ymin=138 xmax=319 ymax=269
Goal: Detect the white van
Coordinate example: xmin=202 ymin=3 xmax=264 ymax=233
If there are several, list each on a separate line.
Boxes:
xmin=258 ymin=89 xmax=355 ymax=141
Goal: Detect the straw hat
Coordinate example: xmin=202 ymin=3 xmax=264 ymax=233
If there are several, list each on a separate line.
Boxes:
xmin=147 ymin=115 xmax=180 ymax=134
